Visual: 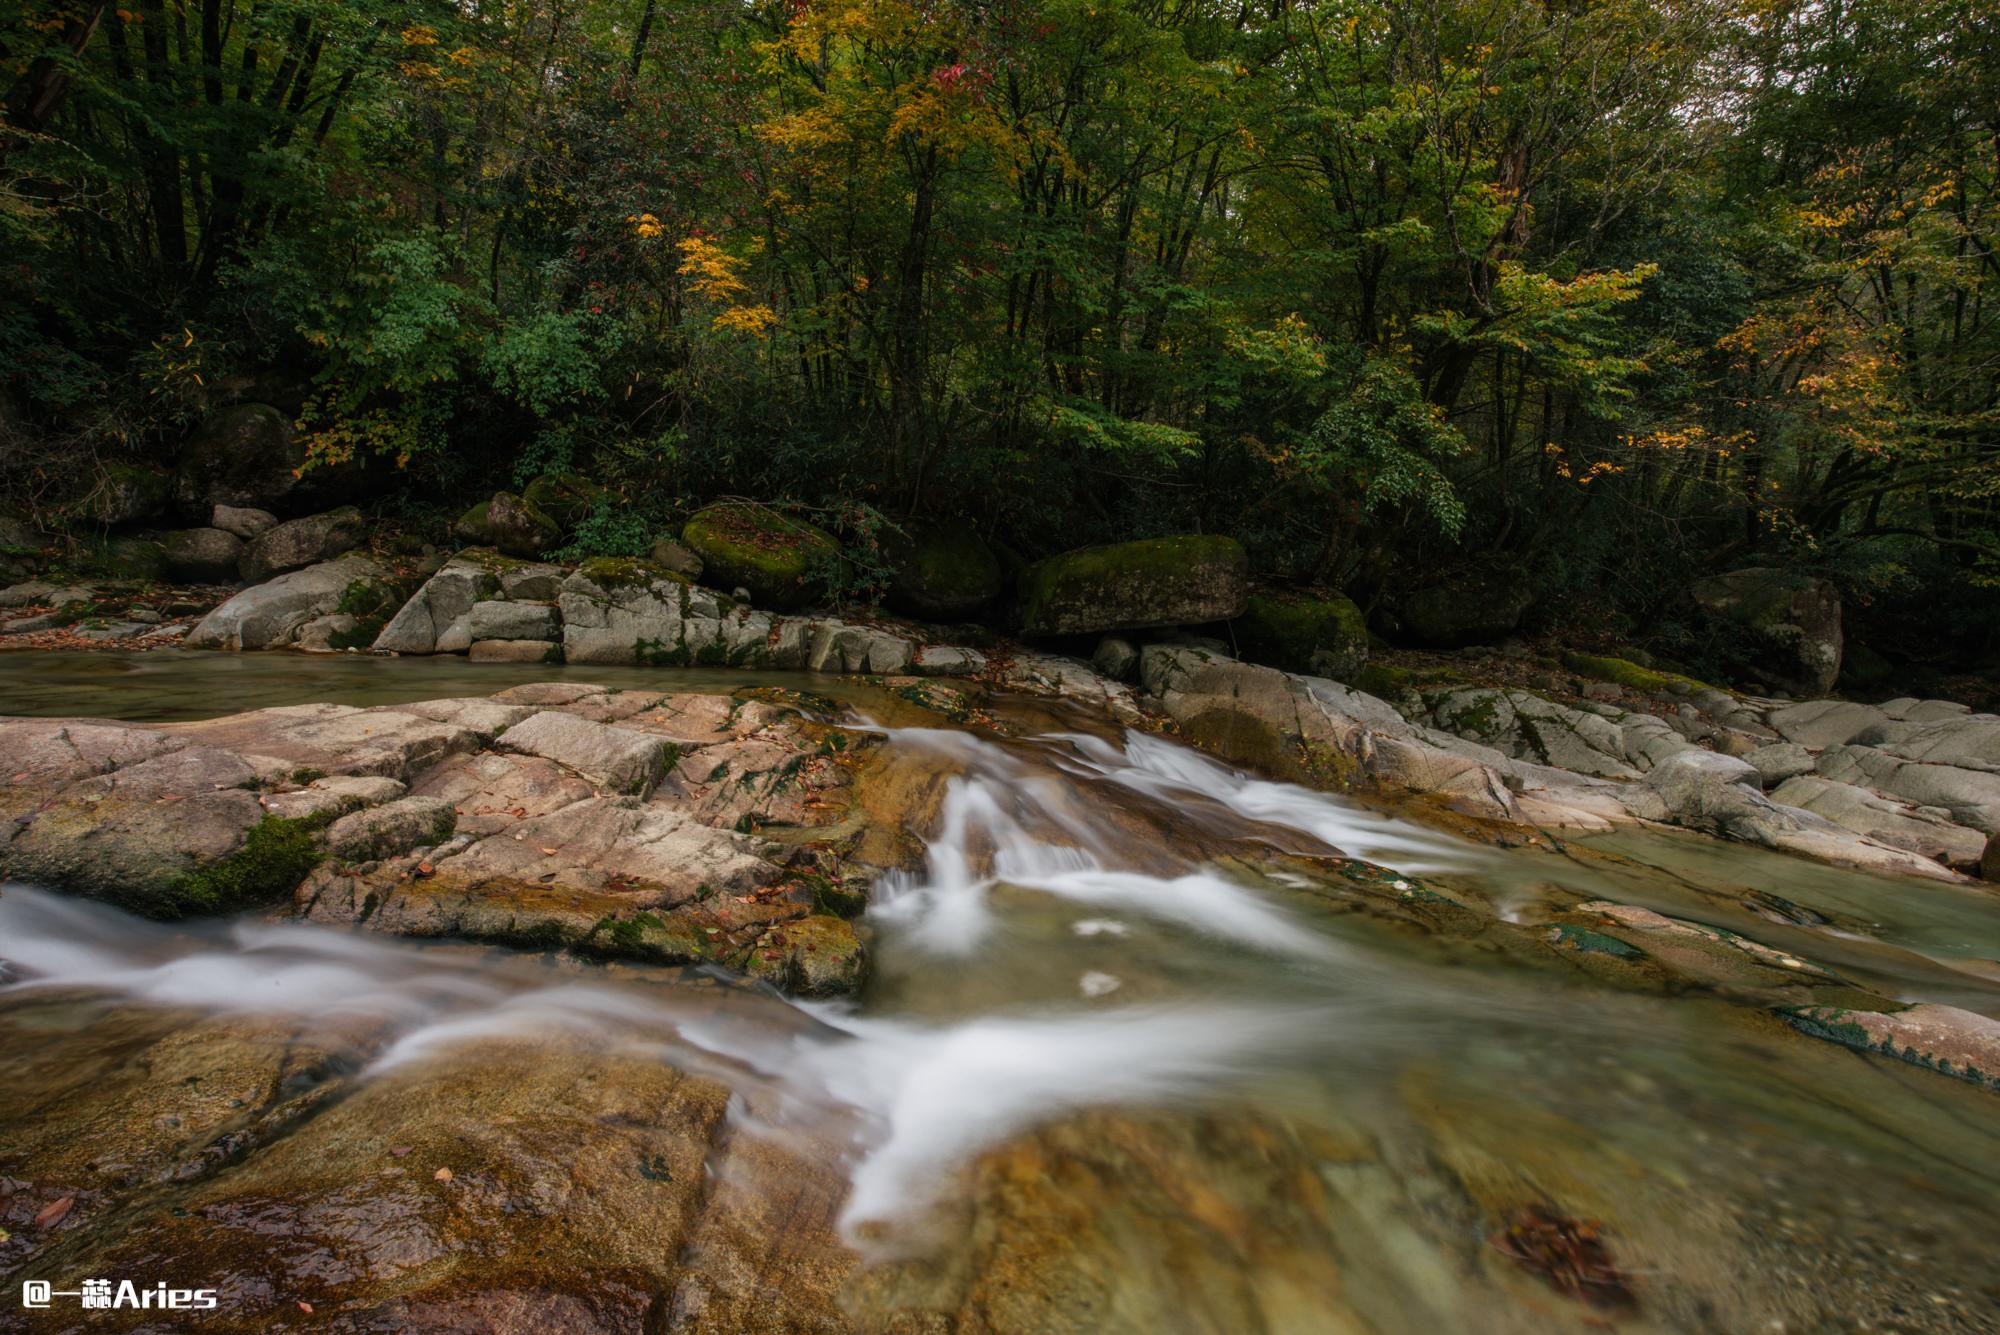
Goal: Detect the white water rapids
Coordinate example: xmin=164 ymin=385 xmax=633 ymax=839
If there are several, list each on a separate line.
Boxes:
xmin=0 ymin=725 xmax=1492 ymax=1246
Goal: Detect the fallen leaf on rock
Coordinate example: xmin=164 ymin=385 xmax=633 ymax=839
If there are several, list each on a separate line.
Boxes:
xmin=298 ymin=1301 xmax=314 ymax=1314
xmin=540 ymin=846 xmax=559 ymax=855
xmin=414 ymin=861 xmax=435 ymax=878
xmin=433 ymin=1167 xmax=453 ymax=1182
xmin=34 ymin=1196 xmax=74 ymax=1229
xmin=390 ymin=1145 xmax=412 ymax=1157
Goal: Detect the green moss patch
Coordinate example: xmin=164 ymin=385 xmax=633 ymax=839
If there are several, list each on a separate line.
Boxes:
xmin=1235 ymin=589 xmax=1368 ymax=678
xmin=161 ymin=813 xmax=330 ymax=918
xmin=682 ymin=503 xmax=841 ymax=611
xmin=1563 ymin=652 xmax=1714 ymax=697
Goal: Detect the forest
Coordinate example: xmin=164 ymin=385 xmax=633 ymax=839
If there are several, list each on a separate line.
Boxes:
xmin=2 ymin=0 xmax=1996 ymax=683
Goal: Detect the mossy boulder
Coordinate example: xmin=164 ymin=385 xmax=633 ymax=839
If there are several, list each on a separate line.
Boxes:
xmin=681 ymin=503 xmax=841 ymax=611
xmin=1690 ymin=566 xmax=1843 ymax=696
xmin=1395 ymin=560 xmax=1534 ymax=648
xmin=454 ymin=492 xmax=560 ymax=559
xmin=522 ymin=472 xmax=607 ymax=530
xmin=887 ymin=527 xmax=1004 ymax=620
xmin=86 ymin=534 xmax=170 ymax=581
xmin=1563 ymin=652 xmax=1711 ymax=697
xmin=83 ymin=461 xmax=172 ymax=526
xmin=1017 ymin=534 xmax=1248 ymax=636
xmin=1234 ymin=590 xmax=1368 ymax=680
xmin=160 ymin=527 xmax=245 ymax=583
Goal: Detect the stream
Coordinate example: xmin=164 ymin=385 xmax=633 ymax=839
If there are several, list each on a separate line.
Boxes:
xmin=2 ymin=653 xmax=1998 ymax=1331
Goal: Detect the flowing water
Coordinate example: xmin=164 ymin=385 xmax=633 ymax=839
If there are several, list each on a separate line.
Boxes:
xmin=2 ymin=655 xmax=1998 ymax=1331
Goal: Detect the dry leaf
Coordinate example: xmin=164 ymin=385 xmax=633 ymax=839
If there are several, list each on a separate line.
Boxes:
xmin=33 ymin=1196 xmax=74 ymax=1229
xmin=298 ymin=1301 xmax=314 ymax=1314
xmin=433 ymin=1167 xmax=453 ymax=1182
xmin=540 ymin=847 xmax=558 ymax=855
xmin=390 ymin=1145 xmax=413 ymax=1157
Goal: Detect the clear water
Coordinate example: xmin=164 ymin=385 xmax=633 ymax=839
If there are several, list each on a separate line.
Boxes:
xmin=2 ymin=654 xmax=1998 ymax=1331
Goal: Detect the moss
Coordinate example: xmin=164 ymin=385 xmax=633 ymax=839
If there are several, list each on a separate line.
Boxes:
xmin=578 ymin=554 xmax=687 ymax=592
xmin=887 ymin=528 xmax=1004 ymax=618
xmin=1016 ymin=534 xmax=1246 ymax=635
xmin=161 ymin=813 xmax=330 ymax=917
xmin=335 ymin=577 xmax=402 ymax=619
xmin=328 ymin=617 xmax=386 ymax=651
xmin=1563 ymin=652 xmax=1713 ymax=697
xmin=1234 ymin=590 xmax=1368 ymax=678
xmin=681 ymin=503 xmax=841 ymax=612
xmin=522 ymin=473 xmax=605 ymax=529
xmin=1352 ymin=662 xmax=1463 ymax=697
xmin=1444 ymin=692 xmax=1502 ymax=738
xmin=1550 ymin=924 xmax=1646 ymax=959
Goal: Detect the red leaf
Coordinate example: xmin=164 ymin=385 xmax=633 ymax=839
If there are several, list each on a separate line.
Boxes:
xmin=34 ymin=1196 xmax=74 ymax=1228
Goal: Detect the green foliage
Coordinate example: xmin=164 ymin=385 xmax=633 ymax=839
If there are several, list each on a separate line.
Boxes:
xmin=1296 ymin=359 xmax=1468 ymax=537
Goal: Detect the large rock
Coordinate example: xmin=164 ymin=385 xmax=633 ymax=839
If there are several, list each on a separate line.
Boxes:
xmin=1395 ymin=561 xmax=1534 ymax=649
xmin=521 ymin=472 xmax=606 ymax=529
xmin=1690 ymin=567 xmax=1843 ymax=696
xmin=210 ymin=503 xmax=277 ymax=539
xmin=82 ymin=462 xmax=171 ymax=525
xmin=324 ymin=795 xmax=457 ymax=861
xmin=238 ymin=505 xmax=365 ymax=582
xmin=454 ymin=492 xmax=559 ymax=559
xmin=173 ymin=403 xmax=327 ymax=516
xmin=1815 ymin=743 xmax=2000 ymax=835
xmin=372 ymin=552 xmax=502 ymax=654
xmin=1018 ymin=535 xmax=1247 ymax=636
xmin=188 ymin=555 xmax=391 ymax=651
xmin=682 ymin=503 xmax=841 ymax=612
xmin=159 ymin=527 xmax=245 ymax=582
xmin=887 ymin=527 xmax=1005 ymax=620
xmin=558 ymin=558 xmax=685 ymax=663
xmin=1233 ymin=590 xmax=1368 ymax=680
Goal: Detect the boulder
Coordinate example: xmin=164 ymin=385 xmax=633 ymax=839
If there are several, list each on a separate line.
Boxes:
xmin=557 ymin=557 xmax=693 ymax=665
xmin=293 ymin=613 xmax=366 ymax=653
xmin=1017 ymin=535 xmax=1247 ymax=636
xmin=188 ymin=555 xmax=391 ymax=651
xmin=1815 ymin=744 xmax=2000 ymax=835
xmin=1395 ymin=561 xmax=1534 ymax=649
xmin=1784 ymin=1004 xmax=2000 ymax=1091
xmin=682 ymin=503 xmax=841 ymax=611
xmin=648 ymin=537 xmax=704 ymax=581
xmin=238 ymin=506 xmax=366 ymax=582
xmin=1984 ymin=831 xmax=2000 ymax=881
xmin=159 ymin=527 xmax=245 ymax=583
xmin=372 ymin=553 xmax=501 ymax=655
xmin=1092 ymin=636 xmax=1140 ymax=682
xmin=521 ymin=472 xmax=606 ymax=529
xmin=1768 ymin=699 xmax=1891 ymax=750
xmin=324 ymin=796 xmax=457 ymax=861
xmin=1689 ymin=566 xmax=1842 ymax=696
xmin=88 ymin=534 xmax=169 ymax=581
xmin=172 ymin=403 xmax=306 ymax=515
xmin=82 ymin=462 xmax=171 ymax=526
xmin=454 ymin=492 xmax=559 ymax=559
xmin=210 ymin=503 xmax=278 ymax=539
xmin=497 ymin=562 xmax=566 ymax=601
xmin=1233 ymin=590 xmax=1368 ymax=680
xmin=886 ymin=527 xmax=1004 ymax=620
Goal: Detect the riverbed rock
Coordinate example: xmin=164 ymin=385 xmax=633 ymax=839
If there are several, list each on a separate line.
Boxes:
xmin=1769 ymin=775 xmax=1988 ymax=866
xmin=372 ymin=553 xmax=502 ymax=654
xmin=1018 ymin=535 xmax=1248 ymax=636
xmin=495 ymin=711 xmax=676 ymax=797
xmin=188 ymin=555 xmax=392 ymax=651
xmin=887 ymin=527 xmax=1005 ymax=620
xmin=1690 ymin=567 xmax=1843 ymax=696
xmin=237 ymin=505 xmax=365 ymax=582
xmin=464 ymin=597 xmax=560 ymax=643
xmin=1092 ymin=636 xmax=1140 ymax=682
xmin=468 ymin=638 xmax=561 ymax=663
xmin=454 ymin=492 xmax=560 ymax=558
xmin=682 ymin=503 xmax=841 ymax=612
xmin=210 ymin=503 xmax=278 ymax=539
xmin=325 ymin=795 xmax=457 ymax=861
xmin=160 ymin=526 xmax=245 ymax=582
xmin=497 ymin=561 xmax=566 ymax=601
xmin=557 ymin=557 xmax=693 ymax=664
xmin=294 ymin=612 xmax=366 ymax=652
xmin=1784 ymin=1003 xmax=2000 ymax=1090
xmin=1814 ymin=743 xmax=2000 ymax=835
xmin=1745 ymin=741 xmax=1817 ymax=787
xmin=1233 ymin=590 xmax=1369 ymax=680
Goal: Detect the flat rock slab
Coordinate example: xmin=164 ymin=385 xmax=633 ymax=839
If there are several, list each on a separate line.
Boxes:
xmin=495 ymin=711 xmax=675 ymax=797
xmin=1785 ymin=1004 xmax=2000 ymax=1089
